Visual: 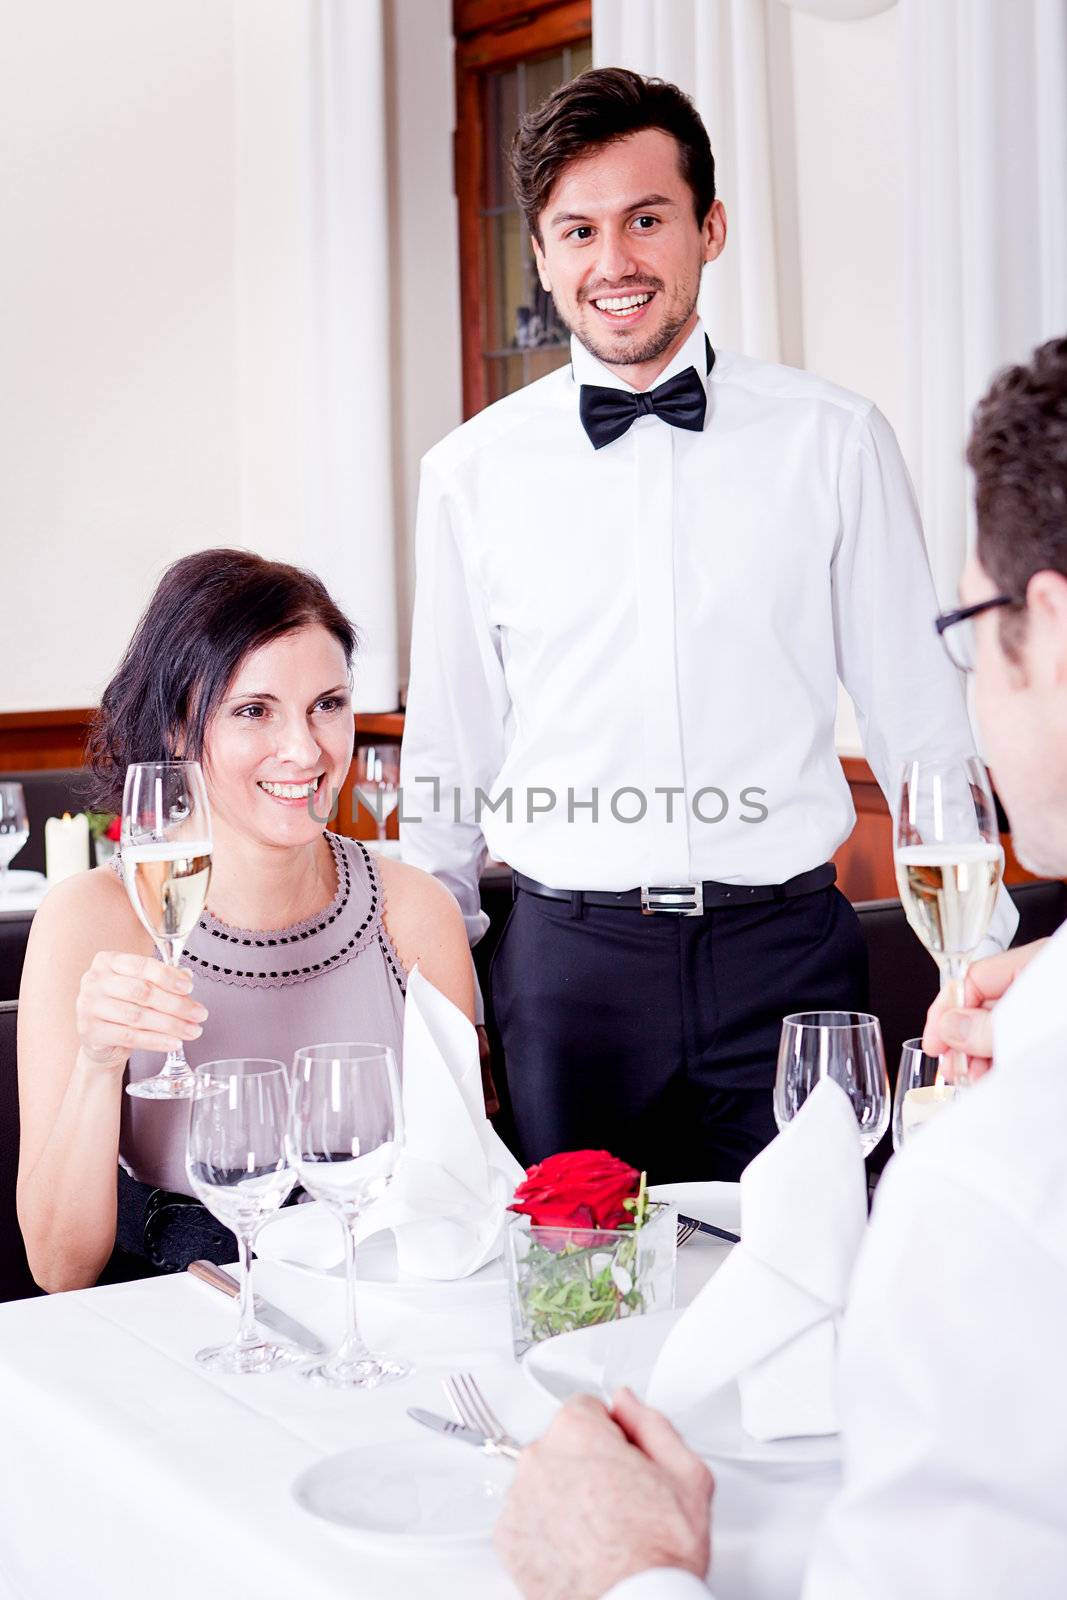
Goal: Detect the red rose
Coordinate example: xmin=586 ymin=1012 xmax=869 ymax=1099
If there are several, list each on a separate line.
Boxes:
xmin=105 ymin=816 xmax=121 ymax=842
xmin=508 ymin=1149 xmax=641 ymax=1231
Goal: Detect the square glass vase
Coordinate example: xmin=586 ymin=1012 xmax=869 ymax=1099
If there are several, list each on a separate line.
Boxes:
xmin=506 ymin=1202 xmax=677 ymax=1359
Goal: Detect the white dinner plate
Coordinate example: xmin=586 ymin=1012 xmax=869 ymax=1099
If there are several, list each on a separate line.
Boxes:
xmin=524 ymin=1310 xmax=840 ymax=1466
xmin=648 ymin=1180 xmax=741 ymax=1234
xmin=292 ymin=1437 xmax=511 ymax=1544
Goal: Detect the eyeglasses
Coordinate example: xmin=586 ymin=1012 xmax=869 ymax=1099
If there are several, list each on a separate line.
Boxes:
xmin=934 ymin=595 xmax=1014 ymax=672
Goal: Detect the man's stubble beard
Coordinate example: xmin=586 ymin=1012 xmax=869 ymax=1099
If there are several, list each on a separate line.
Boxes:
xmin=557 ymin=272 xmax=701 ymax=372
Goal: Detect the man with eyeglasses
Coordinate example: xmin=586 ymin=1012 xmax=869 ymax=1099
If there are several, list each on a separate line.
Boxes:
xmin=493 ymin=337 xmax=1067 ymax=1599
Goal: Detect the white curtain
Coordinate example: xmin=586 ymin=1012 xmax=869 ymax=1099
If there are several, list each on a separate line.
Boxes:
xmin=233 ymin=0 xmax=399 ymax=710
xmin=592 ymin=0 xmax=783 ymax=362
xmin=900 ymin=0 xmax=1067 ymax=605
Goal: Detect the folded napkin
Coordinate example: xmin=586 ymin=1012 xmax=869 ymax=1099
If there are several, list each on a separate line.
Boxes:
xmin=259 ymin=965 xmax=524 ymax=1280
xmin=646 ymin=1077 xmax=868 ymax=1440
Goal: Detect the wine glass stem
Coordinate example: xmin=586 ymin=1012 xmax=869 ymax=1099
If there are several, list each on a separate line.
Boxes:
xmin=945 ymin=957 xmax=970 ymax=1087
xmin=338 ymin=1213 xmax=370 ymax=1363
xmin=235 ymin=1233 xmax=259 ymax=1348
xmin=158 ymin=941 xmax=192 ymax=1079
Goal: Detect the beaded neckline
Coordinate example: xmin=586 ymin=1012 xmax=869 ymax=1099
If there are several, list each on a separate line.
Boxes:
xmin=198 ymin=831 xmax=350 ymax=948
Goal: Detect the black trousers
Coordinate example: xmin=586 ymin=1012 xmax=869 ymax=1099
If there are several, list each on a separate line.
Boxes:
xmin=491 ymin=883 xmax=868 ymax=1183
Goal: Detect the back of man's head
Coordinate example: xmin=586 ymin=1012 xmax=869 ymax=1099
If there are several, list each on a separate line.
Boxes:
xmin=968 ymin=338 xmax=1067 ymax=659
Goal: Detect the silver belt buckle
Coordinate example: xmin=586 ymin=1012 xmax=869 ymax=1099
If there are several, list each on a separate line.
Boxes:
xmin=640 ymin=883 xmax=704 ymax=917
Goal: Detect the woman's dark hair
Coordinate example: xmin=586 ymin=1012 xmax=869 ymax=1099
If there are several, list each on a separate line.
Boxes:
xmin=967 ymin=337 xmax=1067 ymax=656
xmin=510 ymin=67 xmax=715 ymax=245
xmin=86 ymin=548 xmax=357 ymax=809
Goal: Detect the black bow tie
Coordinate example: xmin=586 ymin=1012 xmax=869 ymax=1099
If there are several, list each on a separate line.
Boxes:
xmin=579 ymin=335 xmax=715 ymax=450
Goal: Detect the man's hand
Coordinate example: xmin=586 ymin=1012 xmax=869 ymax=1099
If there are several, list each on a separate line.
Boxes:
xmin=921 ymin=938 xmax=1048 ymax=1080
xmin=494 ymin=1389 xmax=713 ymax=1600
xmin=477 ymin=1024 xmax=501 ymax=1116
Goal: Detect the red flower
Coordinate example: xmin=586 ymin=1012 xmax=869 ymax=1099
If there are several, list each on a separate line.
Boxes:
xmin=509 ymin=1149 xmax=641 ymax=1232
xmin=105 ymin=816 xmax=121 ymax=842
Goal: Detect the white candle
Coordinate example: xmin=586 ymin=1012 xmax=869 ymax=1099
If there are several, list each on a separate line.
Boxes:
xmin=44 ymin=812 xmax=90 ymax=884
xmin=901 ymin=1083 xmax=958 ymax=1139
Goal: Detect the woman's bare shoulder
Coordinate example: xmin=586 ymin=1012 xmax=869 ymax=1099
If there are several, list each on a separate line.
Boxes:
xmin=29 ymin=864 xmax=145 ymax=953
xmin=376 ymin=855 xmax=461 ymax=923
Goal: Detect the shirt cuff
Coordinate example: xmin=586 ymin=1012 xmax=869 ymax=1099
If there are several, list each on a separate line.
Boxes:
xmin=603 ymin=1570 xmax=711 ymax=1600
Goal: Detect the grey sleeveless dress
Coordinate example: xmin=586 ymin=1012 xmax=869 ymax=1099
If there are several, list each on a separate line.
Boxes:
xmin=118 ymin=834 xmax=407 ymax=1195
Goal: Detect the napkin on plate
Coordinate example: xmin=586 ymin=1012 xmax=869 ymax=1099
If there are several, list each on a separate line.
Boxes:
xmin=645 ymin=1077 xmax=868 ymax=1440
xmin=258 ymin=965 xmax=524 ymax=1280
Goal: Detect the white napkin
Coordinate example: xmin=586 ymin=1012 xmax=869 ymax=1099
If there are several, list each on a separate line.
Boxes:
xmin=258 ymin=965 xmax=524 ymax=1280
xmin=646 ymin=1077 xmax=868 ymax=1440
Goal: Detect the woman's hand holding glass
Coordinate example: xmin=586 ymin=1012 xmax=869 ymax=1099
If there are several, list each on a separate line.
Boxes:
xmin=75 ymin=950 xmax=207 ymax=1070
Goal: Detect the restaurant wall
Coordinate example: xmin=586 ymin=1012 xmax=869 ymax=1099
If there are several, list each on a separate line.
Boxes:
xmin=1 ymin=0 xmax=902 ymax=738
xmin=0 ymin=0 xmax=242 ymax=713
xmin=385 ymin=0 xmax=463 ymax=684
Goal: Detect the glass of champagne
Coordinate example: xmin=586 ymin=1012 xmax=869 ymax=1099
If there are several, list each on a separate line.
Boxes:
xmin=775 ymin=1012 xmax=890 ymax=1156
xmin=286 ymin=1042 xmax=409 ymax=1388
xmin=894 ymin=758 xmax=1002 ymax=1088
xmin=186 ymin=1059 xmax=301 ymax=1374
xmin=121 ymin=760 xmax=213 ymax=1099
xmin=0 ymin=782 xmax=29 ymax=899
xmin=354 ymin=744 xmax=400 ymax=847
xmin=892 ymin=1038 xmax=954 ymax=1150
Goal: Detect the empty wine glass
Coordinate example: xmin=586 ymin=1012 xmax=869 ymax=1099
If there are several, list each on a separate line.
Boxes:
xmin=894 ymin=758 xmax=1002 ymax=1088
xmin=354 ymin=744 xmax=400 ymax=847
xmin=892 ymin=1038 xmax=957 ymax=1151
xmin=186 ymin=1059 xmax=300 ymax=1374
xmin=0 ymin=783 xmax=29 ymax=898
xmin=775 ymin=1012 xmax=890 ymax=1157
xmin=121 ymin=761 xmax=213 ymax=1099
xmin=286 ymin=1042 xmax=409 ymax=1388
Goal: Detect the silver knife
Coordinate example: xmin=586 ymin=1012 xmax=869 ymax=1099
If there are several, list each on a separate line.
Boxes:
xmin=186 ymin=1260 xmax=329 ymax=1356
xmin=408 ymin=1407 xmax=520 ymax=1460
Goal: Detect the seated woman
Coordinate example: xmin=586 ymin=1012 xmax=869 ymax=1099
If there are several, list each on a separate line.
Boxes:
xmin=16 ymin=549 xmax=474 ymax=1291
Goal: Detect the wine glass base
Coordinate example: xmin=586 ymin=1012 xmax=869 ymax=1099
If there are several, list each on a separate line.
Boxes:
xmin=300 ymin=1352 xmax=412 ymax=1390
xmin=196 ymin=1337 xmax=306 ymax=1376
xmin=126 ymin=1074 xmax=198 ymax=1100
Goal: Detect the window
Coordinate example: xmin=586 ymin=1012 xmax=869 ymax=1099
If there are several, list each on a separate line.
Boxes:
xmin=454 ymin=1 xmax=592 ymax=416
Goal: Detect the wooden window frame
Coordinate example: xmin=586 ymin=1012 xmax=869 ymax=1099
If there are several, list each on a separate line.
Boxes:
xmin=453 ymin=0 xmax=592 ymax=418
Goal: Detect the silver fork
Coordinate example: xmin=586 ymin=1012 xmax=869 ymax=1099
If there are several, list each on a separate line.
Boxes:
xmin=444 ymin=1372 xmax=522 ymax=1460
xmin=675 ymin=1216 xmax=700 ymax=1249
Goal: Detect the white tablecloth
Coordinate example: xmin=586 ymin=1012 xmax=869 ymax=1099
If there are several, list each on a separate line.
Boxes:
xmin=0 ymin=1216 xmax=839 ymax=1600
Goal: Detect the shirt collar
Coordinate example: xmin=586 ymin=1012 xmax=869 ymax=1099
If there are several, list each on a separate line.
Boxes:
xmin=570 ymin=317 xmax=710 ymax=397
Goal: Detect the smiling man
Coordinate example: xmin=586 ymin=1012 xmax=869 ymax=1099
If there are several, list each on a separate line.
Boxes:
xmin=401 ymin=67 xmax=1015 ymax=1178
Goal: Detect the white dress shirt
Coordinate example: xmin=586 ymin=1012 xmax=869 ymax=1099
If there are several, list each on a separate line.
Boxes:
xmin=401 ymin=318 xmax=1015 ymax=953
xmin=606 ymin=918 xmax=1067 ymax=1600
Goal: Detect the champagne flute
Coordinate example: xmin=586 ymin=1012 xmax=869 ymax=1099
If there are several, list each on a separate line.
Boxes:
xmin=354 ymin=744 xmax=399 ymax=847
xmin=186 ymin=1059 xmax=301 ymax=1374
xmin=892 ymin=1038 xmax=956 ymax=1151
xmin=775 ymin=1011 xmax=890 ymax=1156
xmin=121 ymin=760 xmax=213 ymax=1099
xmin=286 ymin=1042 xmax=409 ymax=1388
xmin=893 ymin=758 xmax=1002 ymax=1088
xmin=0 ymin=782 xmax=29 ymax=899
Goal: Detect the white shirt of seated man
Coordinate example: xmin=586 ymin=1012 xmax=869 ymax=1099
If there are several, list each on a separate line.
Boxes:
xmin=495 ymin=911 xmax=1067 ymax=1600
xmin=494 ymin=344 xmax=1067 ymax=1600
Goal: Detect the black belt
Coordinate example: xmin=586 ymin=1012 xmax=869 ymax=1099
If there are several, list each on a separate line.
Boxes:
xmin=512 ymin=862 xmax=836 ymax=917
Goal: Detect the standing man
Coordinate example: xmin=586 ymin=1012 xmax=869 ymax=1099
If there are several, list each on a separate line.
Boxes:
xmin=401 ymin=68 xmax=1015 ymax=1180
